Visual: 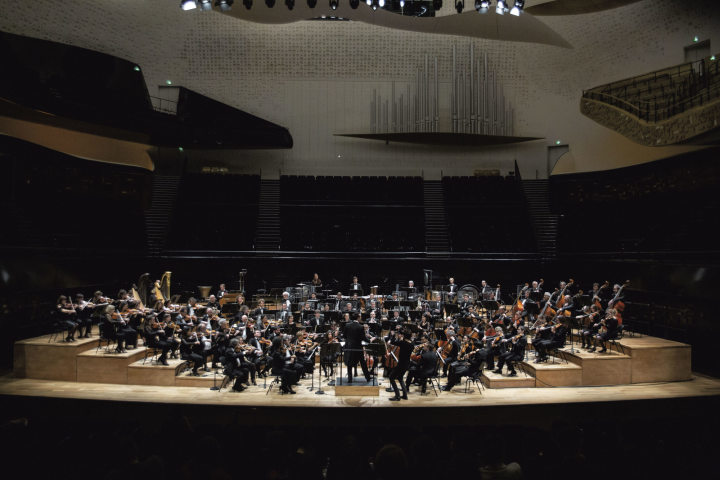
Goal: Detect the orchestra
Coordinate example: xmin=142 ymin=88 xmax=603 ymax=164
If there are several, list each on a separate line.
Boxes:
xmin=47 ymin=273 xmax=630 ymax=398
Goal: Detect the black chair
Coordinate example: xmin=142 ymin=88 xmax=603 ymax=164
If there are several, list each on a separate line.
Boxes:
xmin=47 ymin=311 xmax=66 ymax=343
xmin=95 ymin=322 xmax=116 ymax=353
xmin=464 ymin=370 xmax=486 ymax=394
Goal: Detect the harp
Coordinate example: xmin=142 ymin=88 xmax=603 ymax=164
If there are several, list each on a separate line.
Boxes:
xmin=136 ymin=273 xmax=151 ymax=308
xmin=160 ymin=271 xmax=171 ymax=301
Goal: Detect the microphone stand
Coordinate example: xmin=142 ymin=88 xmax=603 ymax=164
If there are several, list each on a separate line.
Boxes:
xmin=210 ymin=369 xmax=220 ymax=391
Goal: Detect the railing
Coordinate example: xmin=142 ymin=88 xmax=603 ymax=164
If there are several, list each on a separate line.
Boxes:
xmin=150 ymin=95 xmax=178 ymax=115
xmin=583 ymin=54 xmax=720 ymax=123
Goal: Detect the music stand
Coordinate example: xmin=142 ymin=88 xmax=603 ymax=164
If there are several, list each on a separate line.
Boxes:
xmin=364 ymin=341 xmax=384 ymax=386
xmin=320 ymin=342 xmax=341 ymax=390
xmin=482 ymin=300 xmax=501 ymax=320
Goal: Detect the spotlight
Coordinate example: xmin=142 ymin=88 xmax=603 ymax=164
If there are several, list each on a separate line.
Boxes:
xmin=199 ymin=0 xmax=212 ymax=10
xmin=433 ymin=0 xmax=442 ymax=9
xmin=215 ymin=0 xmax=234 ymax=10
xmin=308 ymin=0 xmax=317 ymax=6
xmin=455 ymin=0 xmax=464 ymax=13
xmin=243 ymin=0 xmax=252 ymax=7
xmin=349 ymin=0 xmax=359 ymax=7
xmin=180 ymin=0 xmax=197 ymax=10
xmin=266 ymin=0 xmax=275 ymax=6
xmin=371 ymin=0 xmax=377 ymax=9
xmin=509 ymin=0 xmax=523 ymax=15
xmin=400 ymin=0 xmax=404 ymax=6
xmin=285 ymin=0 xmax=294 ymax=8
xmin=329 ymin=0 xmax=338 ymax=8
xmin=366 ymin=0 xmax=371 ymax=5
xmin=496 ymin=0 xmax=505 ymax=14
xmin=475 ymin=0 xmax=489 ymax=12
xmin=379 ymin=0 xmax=385 ymax=6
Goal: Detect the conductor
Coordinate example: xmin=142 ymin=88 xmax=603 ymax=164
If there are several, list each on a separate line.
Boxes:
xmin=343 ymin=314 xmax=372 ymax=383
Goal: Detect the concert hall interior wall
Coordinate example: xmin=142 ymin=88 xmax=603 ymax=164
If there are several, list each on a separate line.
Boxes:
xmin=0 ymin=0 xmax=718 ymax=177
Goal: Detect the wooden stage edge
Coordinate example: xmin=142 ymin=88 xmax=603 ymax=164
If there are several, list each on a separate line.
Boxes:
xmin=2 ymin=371 xmax=719 ymax=410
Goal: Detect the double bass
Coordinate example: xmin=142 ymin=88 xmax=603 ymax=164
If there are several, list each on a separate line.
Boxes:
xmin=609 ymin=280 xmax=629 ymax=324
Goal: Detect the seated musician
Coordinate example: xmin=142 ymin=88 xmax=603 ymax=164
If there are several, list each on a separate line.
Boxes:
xmin=443 ymin=336 xmax=483 ymax=391
xmin=590 ymin=308 xmax=620 ymax=353
xmin=474 ymin=324 xmax=501 ymax=371
xmin=145 ymin=313 xmax=180 ymax=365
xmin=309 ymin=310 xmax=324 ymax=328
xmin=407 ymin=280 xmax=417 ymax=300
xmin=580 ymin=305 xmax=601 ymax=349
xmin=222 ymin=338 xmax=250 ymax=392
xmin=459 ymin=293 xmax=474 ymax=313
xmin=281 ymin=291 xmax=291 ymax=311
xmin=216 ymin=283 xmax=227 ymax=299
xmin=116 ymin=302 xmax=138 ymax=349
xmin=390 ymin=309 xmax=404 ymax=323
xmin=534 ymin=320 xmax=568 ymax=363
xmin=408 ymin=340 xmax=436 ymax=394
xmin=494 ymin=326 xmax=527 ymax=376
xmin=73 ymin=293 xmax=93 ymax=338
xmin=248 ymin=330 xmax=269 ymax=377
xmin=491 ymin=306 xmax=511 ymax=330
xmin=342 ymin=302 xmax=356 ymax=315
xmin=277 ymin=304 xmax=291 ymax=324
xmin=180 ymin=328 xmax=205 ymax=376
xmin=102 ymin=305 xmax=127 ymax=353
xmin=205 ymin=294 xmax=219 ymax=310
xmin=269 ymin=336 xmax=297 ymax=394
xmin=195 ymin=323 xmax=214 ymax=369
xmin=55 ymin=295 xmax=79 ymax=342
xmin=311 ymin=273 xmax=322 ymax=287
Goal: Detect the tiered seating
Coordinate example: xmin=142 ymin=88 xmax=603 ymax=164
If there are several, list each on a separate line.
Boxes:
xmin=442 ymin=176 xmax=535 ymax=253
xmin=552 ymin=150 xmax=720 ymax=254
xmin=280 ymin=176 xmax=424 ymax=252
xmin=167 ymin=173 xmax=260 ymax=250
xmin=0 ymin=138 xmax=149 ymax=251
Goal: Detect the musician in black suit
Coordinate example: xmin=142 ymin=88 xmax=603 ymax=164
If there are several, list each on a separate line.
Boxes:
xmin=216 ymin=284 xmax=228 ymax=299
xmin=414 ymin=343 xmax=438 ymax=394
xmin=494 ymin=326 xmax=527 ymax=376
xmin=223 ymin=338 xmax=250 ymax=392
xmin=343 ymin=316 xmax=371 ymax=383
xmin=534 ymin=321 xmax=568 ymax=362
xmin=459 ymin=293 xmax=474 ymax=313
xmin=590 ymin=309 xmax=620 ymax=353
xmin=269 ymin=336 xmax=297 ymax=394
xmin=447 ymin=277 xmax=458 ymax=301
xmin=388 ymin=329 xmax=413 ymax=401
xmin=349 ymin=276 xmax=362 ymax=295
xmin=56 ymin=295 xmax=78 ymax=342
xmin=180 ymin=329 xmax=204 ymax=376
xmin=407 ymin=280 xmax=417 ymax=300
xmin=309 ymin=310 xmax=324 ymax=328
xmin=253 ymin=299 xmax=266 ymax=321
xmin=443 ymin=337 xmax=484 ymax=390
xmin=440 ymin=329 xmax=460 ymax=377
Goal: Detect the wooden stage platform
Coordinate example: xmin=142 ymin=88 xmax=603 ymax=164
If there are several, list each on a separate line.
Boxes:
xmin=4 ymin=328 xmax=719 ymax=421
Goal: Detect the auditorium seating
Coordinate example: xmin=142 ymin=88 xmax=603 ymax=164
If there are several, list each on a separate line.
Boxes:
xmin=551 ymin=149 xmax=720 ymax=254
xmin=167 ymin=173 xmax=260 ymax=251
xmin=280 ymin=176 xmax=424 ymax=252
xmin=442 ymin=176 xmax=535 ymax=253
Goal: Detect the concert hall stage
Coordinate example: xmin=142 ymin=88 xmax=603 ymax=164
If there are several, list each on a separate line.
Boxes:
xmin=3 ymin=329 xmax=720 ymax=427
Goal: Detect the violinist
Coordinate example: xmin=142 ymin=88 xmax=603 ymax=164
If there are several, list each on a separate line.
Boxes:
xmin=180 ymin=328 xmax=205 ymax=376
xmin=493 ymin=326 xmax=527 ymax=376
xmin=205 ymin=294 xmax=219 ymax=310
xmin=115 ymin=302 xmax=138 ymax=349
xmin=413 ymin=341 xmax=438 ymax=394
xmin=590 ymin=308 xmax=619 ymax=353
xmin=73 ymin=293 xmax=93 ymax=338
xmin=102 ymin=305 xmax=127 ymax=353
xmin=534 ymin=319 xmax=568 ymax=363
xmin=249 ymin=330 xmax=270 ymax=376
xmin=269 ymin=336 xmax=297 ymax=394
xmin=443 ymin=335 xmax=482 ymax=391
xmin=146 ymin=313 xmax=179 ymax=365
xmin=387 ymin=329 xmax=412 ymax=401
xmin=223 ymin=338 xmax=250 ymax=392
xmin=56 ymin=295 xmax=79 ymax=342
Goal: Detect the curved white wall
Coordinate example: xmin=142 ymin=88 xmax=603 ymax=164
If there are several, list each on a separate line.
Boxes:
xmin=1 ymin=0 xmax=718 ymax=176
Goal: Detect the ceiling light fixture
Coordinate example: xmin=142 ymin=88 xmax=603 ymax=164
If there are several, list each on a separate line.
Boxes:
xmin=215 ymin=0 xmax=234 ymax=10
xmin=199 ymin=0 xmax=213 ymax=10
xmin=180 ymin=0 xmax=198 ymax=10
xmin=509 ymin=0 xmax=523 ymax=16
xmin=496 ymin=0 xmax=506 ymax=14
xmin=475 ymin=0 xmax=489 ymax=13
xmin=330 ymin=0 xmax=338 ymax=9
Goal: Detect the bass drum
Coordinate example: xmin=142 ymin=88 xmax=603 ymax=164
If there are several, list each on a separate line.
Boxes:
xmin=458 ymin=284 xmax=480 ymax=303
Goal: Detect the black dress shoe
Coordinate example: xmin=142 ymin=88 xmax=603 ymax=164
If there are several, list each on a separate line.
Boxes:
xmin=385 ymin=387 xmax=394 ymax=393
xmin=288 ymin=388 xmax=296 ymax=394
xmin=508 ymin=371 xmax=517 ymax=377
xmin=598 ymin=348 xmax=607 ymax=353
xmin=588 ymin=347 xmax=596 ymax=352
xmin=401 ymin=395 xmax=408 ymax=400
xmin=161 ymin=359 xmax=169 ymax=366
xmin=388 ymin=397 xmax=401 ymax=401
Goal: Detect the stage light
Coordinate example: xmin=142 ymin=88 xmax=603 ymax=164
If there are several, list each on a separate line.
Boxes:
xmin=400 ymin=0 xmax=404 ymax=6
xmin=455 ymin=0 xmax=464 ymax=13
xmin=379 ymin=0 xmax=385 ymax=6
xmin=166 ymin=80 xmax=173 ymax=85
xmin=496 ymin=0 xmax=505 ymax=14
xmin=349 ymin=0 xmax=359 ymax=8
xmin=266 ymin=0 xmax=275 ymax=7
xmin=180 ymin=0 xmax=198 ymax=10
xmin=475 ymin=0 xmax=489 ymax=13
xmin=330 ymin=0 xmax=338 ymax=9
xmin=215 ymin=0 xmax=234 ymax=10
xmin=509 ymin=0 xmax=523 ymax=16
xmin=308 ymin=0 xmax=318 ymax=7
xmin=243 ymin=0 xmax=252 ymax=7
xmin=371 ymin=0 xmax=378 ymax=9
xmin=366 ymin=0 xmax=371 ymax=5
xmin=199 ymin=0 xmax=212 ymax=10
xmin=285 ymin=0 xmax=294 ymax=8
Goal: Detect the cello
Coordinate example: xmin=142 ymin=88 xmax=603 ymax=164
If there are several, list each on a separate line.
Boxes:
xmin=609 ymin=280 xmax=629 ymax=324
